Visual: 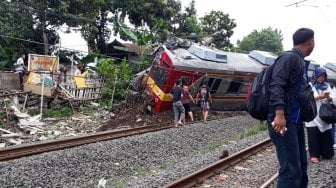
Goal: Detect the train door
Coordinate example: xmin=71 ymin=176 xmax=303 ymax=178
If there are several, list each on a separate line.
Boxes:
xmin=188 ymin=75 xmax=207 ymax=96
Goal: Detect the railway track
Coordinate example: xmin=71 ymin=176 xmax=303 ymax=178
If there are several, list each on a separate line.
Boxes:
xmin=0 ymin=118 xmax=224 ymax=162
xmin=0 ymin=124 xmax=174 ymax=161
xmin=164 ymin=138 xmax=273 ymax=188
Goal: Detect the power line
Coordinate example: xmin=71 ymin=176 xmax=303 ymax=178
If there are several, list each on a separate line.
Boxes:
xmin=0 ymin=34 xmax=150 ymax=65
xmin=285 ymin=0 xmax=309 ymax=7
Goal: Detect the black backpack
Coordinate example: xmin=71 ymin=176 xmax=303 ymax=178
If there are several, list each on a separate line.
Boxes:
xmin=247 ymin=51 xmax=317 ymax=122
xmin=298 ymin=83 xmax=317 ymax=122
xmin=247 ymin=66 xmax=273 ymax=120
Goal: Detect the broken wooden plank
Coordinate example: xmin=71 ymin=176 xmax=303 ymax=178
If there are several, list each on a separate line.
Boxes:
xmin=1 ymin=133 xmax=21 ymax=138
xmin=0 ymin=128 xmax=16 ymax=135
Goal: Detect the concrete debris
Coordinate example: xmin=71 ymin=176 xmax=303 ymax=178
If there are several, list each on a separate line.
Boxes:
xmin=9 ymin=105 xmax=20 ymax=113
xmin=18 ymin=117 xmax=45 ymax=127
xmin=136 ymin=118 xmax=142 ymax=122
xmin=6 ymin=138 xmax=23 ymax=145
xmin=91 ymin=102 xmax=99 ymax=107
xmin=38 ymin=135 xmax=50 ymax=141
xmin=98 ymin=178 xmax=107 ymax=188
xmin=0 ymin=143 xmax=5 ymax=148
xmin=218 ymin=174 xmax=229 ymax=181
xmin=0 ymin=128 xmax=16 ymax=134
xmin=0 ymin=89 xmax=104 ymax=148
xmin=1 ymin=133 xmax=21 ymax=138
xmin=234 ymin=166 xmax=249 ymax=171
xmin=56 ymin=122 xmax=68 ymax=127
xmin=65 ymin=126 xmax=74 ymax=131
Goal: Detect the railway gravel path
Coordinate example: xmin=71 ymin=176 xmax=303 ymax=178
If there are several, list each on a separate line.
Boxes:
xmin=0 ymin=115 xmax=335 ymax=187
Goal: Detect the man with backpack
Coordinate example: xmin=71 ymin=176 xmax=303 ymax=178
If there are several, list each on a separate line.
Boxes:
xmin=268 ymin=28 xmax=315 ymax=188
xmin=196 ymin=83 xmax=212 ymax=123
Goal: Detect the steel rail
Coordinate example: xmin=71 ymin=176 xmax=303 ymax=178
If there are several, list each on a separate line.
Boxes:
xmin=0 ymin=124 xmax=174 ymax=161
xmin=0 ymin=116 xmax=234 ymax=162
xmin=164 ymin=138 xmax=272 ymax=188
xmin=259 ymin=172 xmax=278 ymax=188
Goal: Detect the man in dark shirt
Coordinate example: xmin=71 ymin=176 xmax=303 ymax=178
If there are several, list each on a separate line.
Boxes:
xmin=268 ymin=28 xmax=315 ymax=188
xmin=170 ymin=79 xmax=185 ymax=126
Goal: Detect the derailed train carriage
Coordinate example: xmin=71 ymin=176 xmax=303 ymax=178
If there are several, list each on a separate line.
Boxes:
xmin=145 ymin=43 xmax=336 ymax=112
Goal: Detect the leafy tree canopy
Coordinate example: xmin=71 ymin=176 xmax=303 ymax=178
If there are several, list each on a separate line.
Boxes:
xmin=238 ymin=27 xmax=283 ymax=55
xmin=200 ymin=10 xmax=236 ymax=49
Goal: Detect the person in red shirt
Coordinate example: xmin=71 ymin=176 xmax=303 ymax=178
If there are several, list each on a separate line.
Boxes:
xmin=182 ymin=85 xmax=195 ymax=123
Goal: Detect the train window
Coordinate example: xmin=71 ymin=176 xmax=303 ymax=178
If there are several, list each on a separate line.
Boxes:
xmin=157 ymin=68 xmax=168 ymax=87
xmin=180 ymin=76 xmax=190 ymax=85
xmin=151 ymin=66 xmax=168 ymax=87
xmin=207 ymin=78 xmax=214 ymax=88
xmin=210 ymin=79 xmax=222 ymax=94
xmin=227 ymin=81 xmax=242 ymax=93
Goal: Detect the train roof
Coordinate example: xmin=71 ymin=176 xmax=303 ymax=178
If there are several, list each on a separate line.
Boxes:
xmin=323 ymin=63 xmax=336 ymax=81
xmin=166 ymin=45 xmax=266 ymax=74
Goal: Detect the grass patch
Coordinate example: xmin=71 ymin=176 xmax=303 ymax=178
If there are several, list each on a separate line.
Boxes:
xmin=202 ymin=123 xmax=268 ymax=154
xmin=27 ymin=108 xmax=40 ymax=116
xmin=202 ymin=140 xmax=229 ymax=153
xmin=135 ymin=166 xmax=160 ymax=178
xmin=44 ymin=107 xmax=73 ymax=118
xmin=239 ymin=123 xmax=268 ymax=139
xmin=80 ymin=105 xmax=99 ymax=116
xmin=115 ymin=178 xmax=127 ymax=188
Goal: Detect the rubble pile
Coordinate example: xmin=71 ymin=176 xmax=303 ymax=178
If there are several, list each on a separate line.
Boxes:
xmin=0 ymin=90 xmax=105 ymax=148
xmin=0 ymin=90 xmax=248 ymax=148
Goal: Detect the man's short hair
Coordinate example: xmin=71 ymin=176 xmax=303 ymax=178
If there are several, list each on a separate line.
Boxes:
xmin=175 ymin=79 xmax=181 ymax=85
xmin=293 ymin=28 xmax=314 ymax=46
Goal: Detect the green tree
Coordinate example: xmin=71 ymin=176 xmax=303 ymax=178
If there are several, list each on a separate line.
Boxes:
xmin=112 ymin=0 xmax=181 ymax=43
xmin=117 ymin=19 xmax=159 ymax=72
xmin=97 ymin=57 xmax=133 ymax=104
xmin=0 ymin=1 xmax=43 ymax=67
xmin=200 ymin=10 xmax=237 ymax=49
xmin=238 ymin=27 xmax=283 ymax=55
xmin=174 ymin=0 xmax=201 ymax=39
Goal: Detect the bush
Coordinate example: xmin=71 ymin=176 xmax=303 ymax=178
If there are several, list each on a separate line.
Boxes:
xmin=97 ymin=58 xmax=133 ymax=105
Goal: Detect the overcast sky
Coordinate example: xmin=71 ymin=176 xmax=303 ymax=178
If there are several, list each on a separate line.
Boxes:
xmin=180 ymin=0 xmax=336 ymax=64
xmin=59 ymin=0 xmax=336 ymax=64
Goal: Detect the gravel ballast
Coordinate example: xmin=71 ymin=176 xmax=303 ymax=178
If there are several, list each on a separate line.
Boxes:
xmin=0 ymin=115 xmax=335 ymax=187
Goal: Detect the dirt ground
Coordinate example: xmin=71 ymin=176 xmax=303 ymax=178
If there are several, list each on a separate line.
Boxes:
xmin=0 ymin=91 xmax=247 ymax=147
xmin=99 ymin=92 xmax=248 ymax=131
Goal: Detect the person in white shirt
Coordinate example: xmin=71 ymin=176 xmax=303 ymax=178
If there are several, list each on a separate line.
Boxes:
xmin=305 ymin=67 xmax=335 ymax=163
xmin=74 ymin=64 xmax=83 ymax=76
xmin=14 ymin=53 xmax=27 ymax=85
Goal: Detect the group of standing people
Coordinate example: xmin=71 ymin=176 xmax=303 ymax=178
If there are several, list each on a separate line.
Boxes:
xmin=170 ymin=79 xmax=212 ymax=127
xmin=267 ymin=27 xmax=335 ymax=188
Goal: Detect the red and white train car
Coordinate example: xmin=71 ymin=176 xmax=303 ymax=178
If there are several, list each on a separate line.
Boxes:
xmin=145 ymin=44 xmax=277 ymax=112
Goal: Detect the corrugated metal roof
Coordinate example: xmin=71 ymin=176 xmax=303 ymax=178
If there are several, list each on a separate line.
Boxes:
xmin=248 ymin=50 xmax=277 ymax=66
xmin=166 ymin=45 xmax=265 ymax=74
